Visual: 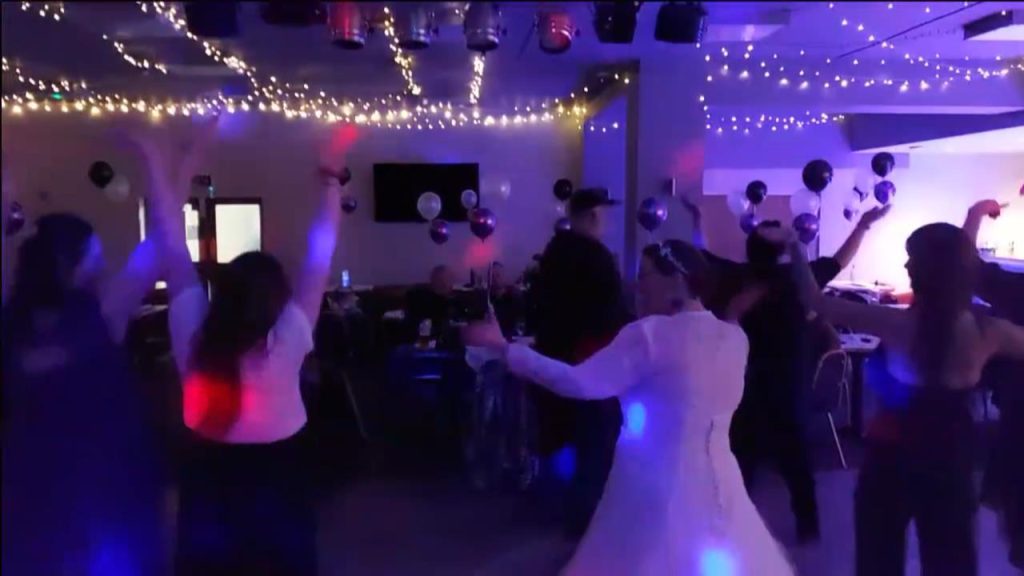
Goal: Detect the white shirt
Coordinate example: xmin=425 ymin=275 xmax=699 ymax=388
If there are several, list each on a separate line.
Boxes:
xmin=169 ymin=286 xmax=313 ymax=443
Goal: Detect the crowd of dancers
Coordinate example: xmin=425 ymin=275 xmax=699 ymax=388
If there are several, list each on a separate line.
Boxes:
xmin=2 ymin=118 xmax=1022 ymax=576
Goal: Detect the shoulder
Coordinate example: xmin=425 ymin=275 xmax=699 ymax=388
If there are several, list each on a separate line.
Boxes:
xmin=271 ymin=302 xmax=315 ymax=356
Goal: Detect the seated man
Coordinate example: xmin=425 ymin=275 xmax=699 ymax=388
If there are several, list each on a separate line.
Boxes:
xmin=405 ymin=265 xmax=457 ymax=341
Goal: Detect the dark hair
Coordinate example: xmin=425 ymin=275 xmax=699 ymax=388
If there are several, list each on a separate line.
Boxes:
xmin=190 ymin=252 xmax=291 ymax=387
xmin=641 ymin=239 xmax=713 ymax=301
xmin=9 ymin=213 xmax=95 ymax=311
xmin=746 ymin=220 xmax=785 ymax=273
xmin=905 ymin=223 xmax=978 ymax=386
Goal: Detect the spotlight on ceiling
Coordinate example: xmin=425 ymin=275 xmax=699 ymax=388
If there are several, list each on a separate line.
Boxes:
xmin=593 ymin=2 xmax=641 ymax=44
xmin=964 ymin=10 xmax=1024 ymax=41
xmin=261 ymin=0 xmax=325 ymax=27
xmin=465 ymin=2 xmax=503 ymax=53
xmin=655 ymin=2 xmax=707 ymax=44
xmin=184 ymin=2 xmax=239 ymax=38
xmin=538 ymin=10 xmax=577 ymax=54
xmin=328 ymin=2 xmax=367 ymax=49
xmin=394 ymin=4 xmax=436 ymax=50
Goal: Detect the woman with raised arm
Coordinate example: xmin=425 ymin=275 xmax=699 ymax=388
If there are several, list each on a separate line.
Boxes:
xmin=465 ymin=240 xmax=792 ymax=576
xmin=2 ymin=152 xmax=166 ymax=574
xmin=784 ymin=222 xmax=1024 ymax=576
xmin=126 ymin=123 xmax=356 ymax=576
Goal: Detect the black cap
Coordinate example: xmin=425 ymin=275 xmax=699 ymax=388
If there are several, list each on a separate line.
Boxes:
xmin=568 ymin=187 xmax=620 ymax=217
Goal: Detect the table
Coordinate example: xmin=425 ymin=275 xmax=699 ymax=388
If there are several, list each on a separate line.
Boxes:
xmin=839 ymin=333 xmax=881 ymax=437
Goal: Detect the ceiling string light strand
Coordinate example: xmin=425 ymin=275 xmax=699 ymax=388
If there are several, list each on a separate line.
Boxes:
xmin=382 ymin=6 xmax=423 ymax=97
xmin=19 ymin=1 xmax=169 ymax=74
xmin=826 ymin=2 xmax=1016 ymax=81
xmin=468 ymin=53 xmax=486 ymax=105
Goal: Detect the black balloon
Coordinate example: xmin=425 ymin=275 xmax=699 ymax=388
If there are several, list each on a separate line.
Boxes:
xmin=554 ymin=217 xmax=571 ymax=233
xmin=5 ymin=201 xmax=25 ymax=237
xmin=871 ymin=152 xmax=895 ymax=178
xmin=637 ymin=197 xmax=668 ymax=232
xmin=429 ymin=219 xmax=450 ymax=245
xmin=553 ymin=178 xmax=573 ymax=202
xmin=745 ymin=180 xmax=768 ymax=205
xmin=340 ymin=195 xmax=358 ymax=214
xmin=469 ymin=208 xmax=496 ymax=241
xmin=338 ymin=166 xmax=352 ymax=187
xmin=88 ymin=161 xmax=115 ymax=188
xmin=801 ymin=159 xmax=833 ymax=194
xmin=739 ymin=212 xmax=760 ymax=234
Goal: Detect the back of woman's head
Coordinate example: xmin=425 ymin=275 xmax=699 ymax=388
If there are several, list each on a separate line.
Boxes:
xmin=905 ymin=223 xmax=979 ymax=385
xmin=641 ymin=239 xmax=713 ymax=301
xmin=190 ymin=252 xmax=291 ymax=385
xmin=746 ymin=220 xmax=786 ymax=273
xmin=10 ymin=213 xmax=95 ymax=310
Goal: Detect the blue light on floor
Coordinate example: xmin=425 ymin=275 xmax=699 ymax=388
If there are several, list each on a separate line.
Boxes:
xmin=623 ymin=401 xmax=647 ymax=440
xmin=699 ymin=547 xmax=737 ymax=576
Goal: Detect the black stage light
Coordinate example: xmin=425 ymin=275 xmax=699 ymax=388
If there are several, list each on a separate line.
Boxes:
xmin=328 ymin=2 xmax=367 ymax=49
xmin=654 ymin=2 xmax=707 ymax=44
xmin=261 ymin=0 xmax=325 ymax=27
xmin=593 ymin=1 xmax=640 ymax=44
xmin=184 ymin=2 xmax=239 ymax=38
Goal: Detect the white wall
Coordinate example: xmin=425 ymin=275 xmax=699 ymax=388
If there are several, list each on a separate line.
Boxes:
xmin=1 ymin=114 xmax=581 ymax=289
xmin=581 ymin=96 xmax=628 ymax=268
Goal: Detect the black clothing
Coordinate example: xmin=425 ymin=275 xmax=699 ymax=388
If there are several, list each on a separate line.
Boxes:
xmin=704 ymin=252 xmax=842 ymax=536
xmin=531 ymin=229 xmax=631 ymax=537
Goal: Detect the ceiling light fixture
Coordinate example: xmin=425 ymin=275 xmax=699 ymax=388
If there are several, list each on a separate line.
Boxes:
xmin=184 ymin=1 xmax=239 ymax=38
xmin=261 ymin=0 xmax=325 ymax=27
xmin=654 ymin=2 xmax=707 ymax=44
xmin=464 ymin=2 xmax=502 ymax=52
xmin=964 ymin=10 xmax=1024 ymax=41
xmin=538 ymin=10 xmax=577 ymax=54
xmin=393 ymin=3 xmax=435 ymax=50
xmin=593 ymin=1 xmax=640 ymax=44
xmin=328 ymin=2 xmax=368 ymax=49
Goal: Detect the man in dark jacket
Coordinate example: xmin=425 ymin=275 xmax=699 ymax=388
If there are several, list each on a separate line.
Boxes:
xmin=531 ymin=188 xmax=631 ymax=538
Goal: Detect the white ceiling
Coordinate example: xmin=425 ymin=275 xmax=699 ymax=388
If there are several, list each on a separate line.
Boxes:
xmin=861 ymin=124 xmax=1024 ymax=153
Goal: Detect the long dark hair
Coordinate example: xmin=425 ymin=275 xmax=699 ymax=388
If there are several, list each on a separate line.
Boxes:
xmin=641 ymin=239 xmax=713 ymax=301
xmin=905 ymin=223 xmax=978 ymax=387
xmin=8 ymin=213 xmax=95 ymax=310
xmin=189 ymin=252 xmax=291 ymax=387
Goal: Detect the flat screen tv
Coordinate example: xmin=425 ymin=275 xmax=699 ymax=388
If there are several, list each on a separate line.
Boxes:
xmin=373 ymin=163 xmax=480 ymax=222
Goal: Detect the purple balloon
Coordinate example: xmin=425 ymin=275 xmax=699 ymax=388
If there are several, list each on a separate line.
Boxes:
xmin=739 ymin=212 xmax=760 ymax=234
xmin=637 ymin=197 xmax=669 ymax=232
xmin=874 ymin=180 xmax=896 ymax=205
xmin=843 ymin=207 xmax=859 ymax=222
xmin=5 ymin=201 xmax=25 ymax=237
xmin=554 ymin=217 xmax=571 ymax=233
xmin=469 ymin=207 xmax=496 ymax=241
xmin=340 ymin=195 xmax=358 ymax=214
xmin=429 ymin=218 xmax=450 ymax=245
xmin=793 ymin=212 xmax=820 ymax=244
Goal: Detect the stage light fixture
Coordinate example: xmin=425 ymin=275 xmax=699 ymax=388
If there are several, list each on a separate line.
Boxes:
xmin=184 ymin=2 xmax=239 ymax=38
xmin=593 ymin=1 xmax=640 ymax=44
xmin=261 ymin=0 xmax=325 ymax=27
xmin=394 ymin=4 xmax=435 ymax=50
xmin=654 ymin=2 xmax=707 ymax=44
xmin=328 ymin=2 xmax=367 ymax=49
xmin=464 ymin=2 xmax=503 ymax=53
xmin=538 ymin=10 xmax=577 ymax=54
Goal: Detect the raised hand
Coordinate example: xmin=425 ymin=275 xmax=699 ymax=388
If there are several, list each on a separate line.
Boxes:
xmin=858 ymin=204 xmax=892 ymax=230
xmin=968 ymin=199 xmax=1006 ymax=220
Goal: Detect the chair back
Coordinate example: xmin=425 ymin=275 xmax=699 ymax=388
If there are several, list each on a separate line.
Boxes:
xmin=811 ymin=349 xmax=851 ymax=412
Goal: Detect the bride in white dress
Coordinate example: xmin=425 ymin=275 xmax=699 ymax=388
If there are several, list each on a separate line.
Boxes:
xmin=465 ymin=240 xmax=793 ymax=576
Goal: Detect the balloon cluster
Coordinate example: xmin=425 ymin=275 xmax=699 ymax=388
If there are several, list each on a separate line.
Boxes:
xmin=337 ymin=167 xmax=358 ymax=214
xmin=552 ymin=178 xmax=573 ymax=233
xmin=419 ymin=187 xmax=494 ymax=245
xmin=637 ymin=197 xmax=669 ymax=233
xmin=788 ymin=159 xmax=834 ymax=244
xmin=88 ymin=160 xmax=131 ymax=202
xmin=726 ymin=180 xmax=769 ymax=235
xmin=846 ymin=152 xmax=896 ymax=223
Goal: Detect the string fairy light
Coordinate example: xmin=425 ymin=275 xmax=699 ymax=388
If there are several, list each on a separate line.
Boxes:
xmin=468 ymin=54 xmax=486 ymax=105
xmin=382 ymin=6 xmax=423 ymax=97
xmin=19 ymin=1 xmax=63 ymax=21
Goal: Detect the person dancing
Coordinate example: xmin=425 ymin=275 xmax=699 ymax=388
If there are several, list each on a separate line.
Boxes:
xmin=784 ymin=222 xmax=1024 ymax=576
xmin=127 ymin=122 xmax=355 ymax=575
xmin=465 ymin=240 xmax=793 ymax=576
xmin=965 ymin=199 xmax=1024 ymax=570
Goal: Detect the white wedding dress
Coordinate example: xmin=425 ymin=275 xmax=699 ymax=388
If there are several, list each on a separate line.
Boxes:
xmin=506 ymin=310 xmax=794 ymax=576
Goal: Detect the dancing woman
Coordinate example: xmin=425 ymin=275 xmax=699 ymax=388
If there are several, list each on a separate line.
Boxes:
xmin=127 ymin=123 xmax=356 ymax=575
xmin=783 ymin=222 xmax=1024 ymax=576
xmin=465 ymin=240 xmax=793 ymax=576
xmin=2 ymin=157 xmax=165 ymax=573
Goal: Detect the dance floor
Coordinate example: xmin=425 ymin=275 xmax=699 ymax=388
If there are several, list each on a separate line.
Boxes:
xmin=318 ymin=469 xmax=1018 ymax=576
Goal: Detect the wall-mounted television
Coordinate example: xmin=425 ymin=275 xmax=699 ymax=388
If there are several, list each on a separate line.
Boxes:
xmin=373 ymin=163 xmax=480 ymax=222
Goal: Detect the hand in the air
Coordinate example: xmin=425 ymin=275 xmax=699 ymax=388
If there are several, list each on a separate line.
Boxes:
xmin=858 ymin=204 xmax=892 ymax=229
xmin=968 ymin=199 xmax=1007 ymax=220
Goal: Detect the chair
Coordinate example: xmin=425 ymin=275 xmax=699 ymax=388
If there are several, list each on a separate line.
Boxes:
xmin=811 ymin=349 xmax=852 ymax=469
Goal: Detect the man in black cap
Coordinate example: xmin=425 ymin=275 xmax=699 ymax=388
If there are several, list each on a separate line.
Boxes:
xmin=530 ymin=187 xmax=632 ymax=538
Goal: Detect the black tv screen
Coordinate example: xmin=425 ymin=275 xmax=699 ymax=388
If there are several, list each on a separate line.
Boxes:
xmin=373 ymin=163 xmax=480 ymax=222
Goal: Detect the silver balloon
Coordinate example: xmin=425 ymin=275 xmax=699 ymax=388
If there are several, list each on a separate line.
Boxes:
xmin=789 ymin=188 xmax=820 ymax=218
xmin=417 ymin=191 xmax=442 ymax=221
xmin=726 ymin=188 xmax=751 ymax=217
xmin=105 ymin=173 xmax=132 ymax=202
xmin=460 ymin=189 xmax=478 ymax=210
